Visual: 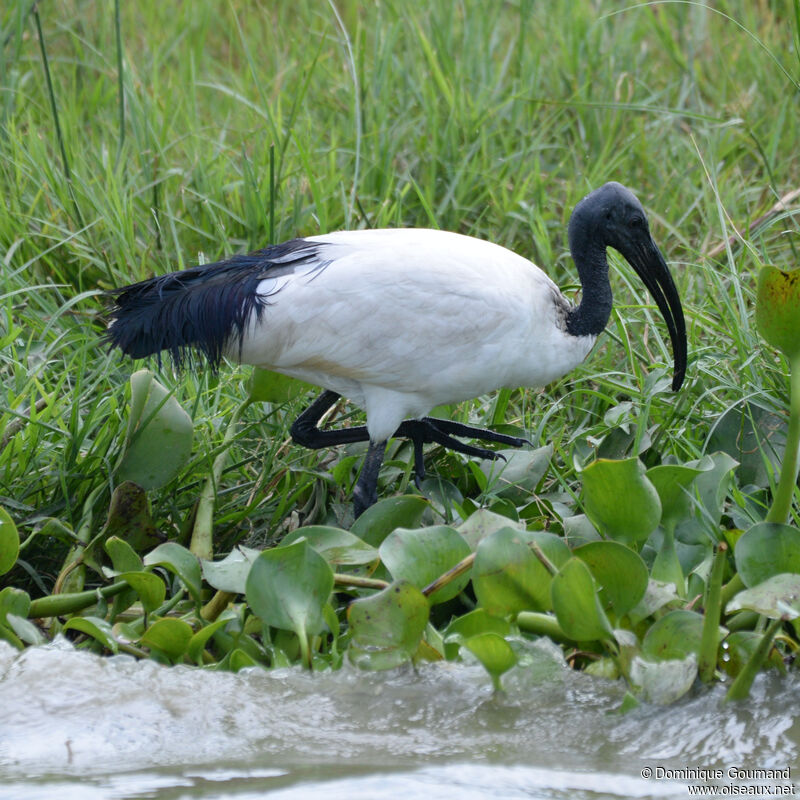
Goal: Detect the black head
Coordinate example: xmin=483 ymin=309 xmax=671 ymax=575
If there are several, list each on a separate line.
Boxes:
xmin=568 ymin=182 xmax=687 ymax=391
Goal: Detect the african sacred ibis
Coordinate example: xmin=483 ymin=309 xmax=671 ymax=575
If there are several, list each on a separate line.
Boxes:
xmin=108 ymin=181 xmax=687 ymax=516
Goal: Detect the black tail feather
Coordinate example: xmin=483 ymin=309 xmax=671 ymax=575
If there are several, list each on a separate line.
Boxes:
xmin=106 ymin=238 xmax=321 ymax=369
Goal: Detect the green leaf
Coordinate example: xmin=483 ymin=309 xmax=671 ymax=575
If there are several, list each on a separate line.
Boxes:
xmin=550 ymin=557 xmax=614 ymax=642
xmin=118 ymin=369 xmax=193 ymax=490
xmin=0 ymin=506 xmax=19 ymax=575
xmin=141 ymin=617 xmax=194 ymax=662
xmin=350 ymin=495 xmax=429 ymax=546
xmin=0 ymin=587 xmax=31 ymax=625
xmin=581 ymin=458 xmax=661 ymax=545
xmin=646 ymin=464 xmax=702 ymax=530
xmin=444 ymin=608 xmax=511 ymax=640
xmin=104 ymin=536 xmax=144 ymax=574
xmin=247 ymin=368 xmax=313 ymax=403
xmin=756 ymin=265 xmax=800 ymax=360
xmin=201 ymin=547 xmax=261 ymax=594
xmin=573 ymin=540 xmax=648 ymax=617
xmin=479 ymin=444 xmax=553 ymax=502
xmin=472 ymin=527 xmax=552 ymax=615
xmin=456 ymin=508 xmax=526 ymax=550
xmin=245 ymin=540 xmax=334 ymax=657
xmin=726 ymin=573 xmax=800 ymax=619
xmin=187 ymin=614 xmax=235 ymax=664
xmin=144 ymin=542 xmax=203 ymax=602
xmin=6 ymin=613 xmax=45 ymax=646
xmin=629 ymin=654 xmax=698 ymax=705
xmin=641 ymin=609 xmax=705 ymax=661
xmin=707 ymin=403 xmax=785 ymax=488
xmin=283 ymin=526 xmax=379 ymax=568
xmin=62 ymin=616 xmax=119 ymax=653
xmin=347 ymin=580 xmax=430 ymax=670
xmin=464 ymin=632 xmax=517 ymax=690
xmin=734 ymin=522 xmax=800 ymax=587
xmin=379 ymin=525 xmax=471 ymax=605
xmin=118 ymin=571 xmax=167 ymax=613
xmin=101 ymin=482 xmax=160 ymax=551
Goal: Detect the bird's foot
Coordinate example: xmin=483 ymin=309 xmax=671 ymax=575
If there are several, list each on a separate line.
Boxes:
xmin=396 ymin=418 xmax=530 ymax=489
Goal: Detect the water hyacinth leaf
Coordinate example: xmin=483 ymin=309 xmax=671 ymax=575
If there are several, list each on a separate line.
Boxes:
xmin=519 ymin=530 xmax=572 ymax=571
xmin=201 ymin=547 xmax=261 ymax=594
xmin=550 ymin=557 xmax=614 ymax=642
xmin=473 ymin=527 xmax=551 ymax=615
xmin=726 ymin=573 xmax=800 ymax=619
xmin=104 ymin=536 xmax=143 ymax=574
xmin=118 ymin=369 xmax=193 ymax=490
xmin=117 ymin=571 xmax=166 ymax=613
xmin=629 ymin=654 xmax=698 ymax=705
xmin=464 ymin=632 xmax=517 ymax=690
xmin=0 ymin=506 xmax=19 ymax=575
xmin=140 ymin=617 xmax=194 ymax=662
xmin=707 ymin=403 xmax=785 ymax=489
xmin=379 ymin=525 xmax=471 ymax=604
xmin=646 ymin=464 xmax=702 ymax=530
xmin=62 ymin=616 xmax=119 ymax=654
xmin=101 ymin=482 xmax=161 ymax=551
xmin=187 ymin=614 xmax=235 ymax=664
xmin=756 ymin=265 xmax=800 ymax=360
xmin=247 ymin=367 xmax=313 ymax=403
xmin=444 ymin=608 xmax=511 ymax=640
xmin=650 ymin=529 xmax=685 ymax=596
xmin=719 ymin=631 xmax=785 ymax=677
xmin=573 ymin=540 xmax=648 ymax=617
xmin=626 ymin=579 xmax=680 ymax=625
xmin=479 ymin=444 xmax=553 ymax=501
xmin=350 ymin=495 xmax=428 ymax=546
xmin=641 ymin=609 xmax=705 ymax=661
xmin=144 ymin=542 xmax=203 ymax=602
xmin=581 ymin=458 xmax=661 ymax=545
xmin=456 ymin=508 xmax=526 ymax=550
xmin=6 ymin=613 xmax=45 ymax=646
xmin=686 ymin=452 xmax=738 ymax=528
xmin=0 ymin=587 xmax=30 ymax=624
xmin=229 ymin=648 xmax=259 ymax=671
xmin=347 ymin=580 xmax=430 ymax=670
xmin=245 ymin=539 xmax=334 ymax=640
xmin=282 ymin=526 xmax=379 ymax=568
xmin=734 ymin=522 xmax=800 ymax=587
xmin=563 ymin=513 xmax=601 ymax=547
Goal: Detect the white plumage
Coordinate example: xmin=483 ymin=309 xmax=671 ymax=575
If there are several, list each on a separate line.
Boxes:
xmin=234 ymin=229 xmax=594 ymax=442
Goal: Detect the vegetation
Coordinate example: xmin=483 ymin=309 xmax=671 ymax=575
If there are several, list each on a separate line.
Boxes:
xmin=1 ymin=0 xmax=799 ymax=704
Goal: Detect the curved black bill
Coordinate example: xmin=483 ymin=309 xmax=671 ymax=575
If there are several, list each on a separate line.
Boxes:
xmin=625 ymin=238 xmax=687 ymax=391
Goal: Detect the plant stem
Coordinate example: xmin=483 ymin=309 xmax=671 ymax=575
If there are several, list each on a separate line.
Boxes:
xmin=766 ymin=356 xmax=800 ymax=523
xmin=28 ymin=580 xmax=130 ymax=618
xmin=190 ymin=397 xmax=253 ymax=560
xmin=698 ymin=542 xmax=727 ymax=682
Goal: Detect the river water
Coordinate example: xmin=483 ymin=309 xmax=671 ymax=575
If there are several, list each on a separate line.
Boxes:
xmin=0 ymin=639 xmax=797 ymax=799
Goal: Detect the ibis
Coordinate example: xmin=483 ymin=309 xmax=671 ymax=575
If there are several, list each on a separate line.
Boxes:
xmin=108 ymin=181 xmax=687 ymax=516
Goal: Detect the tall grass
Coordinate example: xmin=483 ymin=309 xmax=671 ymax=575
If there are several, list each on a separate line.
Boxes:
xmin=1 ymin=1 xmax=798 ymax=566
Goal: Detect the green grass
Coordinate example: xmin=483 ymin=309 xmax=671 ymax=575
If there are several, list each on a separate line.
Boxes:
xmin=1 ymin=0 xmax=799 ymax=575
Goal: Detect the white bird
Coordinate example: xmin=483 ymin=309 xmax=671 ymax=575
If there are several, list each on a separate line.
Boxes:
xmin=108 ymin=182 xmax=687 ymax=516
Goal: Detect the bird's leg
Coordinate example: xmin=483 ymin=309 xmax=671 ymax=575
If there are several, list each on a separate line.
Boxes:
xmin=353 ymin=440 xmax=386 ymax=517
xmin=395 ymin=418 xmax=532 ymax=487
xmin=290 ymin=390 xmax=370 ymax=448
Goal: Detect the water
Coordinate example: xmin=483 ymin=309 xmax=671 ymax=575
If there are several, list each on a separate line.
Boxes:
xmin=0 ymin=638 xmax=797 ymax=799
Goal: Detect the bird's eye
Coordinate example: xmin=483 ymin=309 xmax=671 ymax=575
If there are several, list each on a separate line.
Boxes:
xmin=631 ymin=214 xmax=645 ymax=228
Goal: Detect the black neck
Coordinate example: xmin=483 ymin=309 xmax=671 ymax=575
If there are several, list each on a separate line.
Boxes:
xmin=565 ymin=239 xmax=613 ymax=338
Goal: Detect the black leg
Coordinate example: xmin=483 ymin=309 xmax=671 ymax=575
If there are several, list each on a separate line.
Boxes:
xmin=290 ymin=390 xmax=370 ymax=448
xmin=289 ymin=392 xmax=531 ymax=513
xmin=353 ymin=440 xmax=386 ymax=517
